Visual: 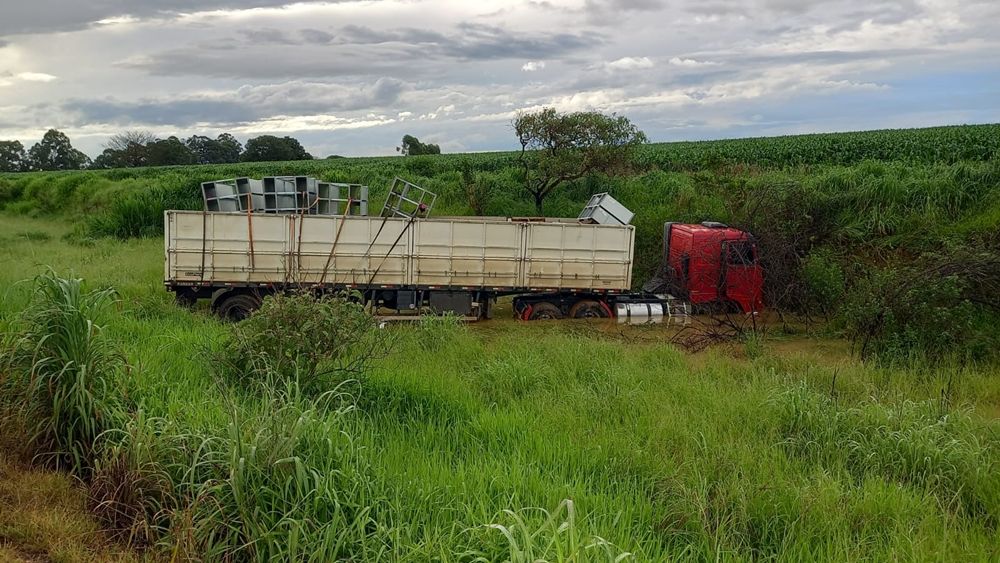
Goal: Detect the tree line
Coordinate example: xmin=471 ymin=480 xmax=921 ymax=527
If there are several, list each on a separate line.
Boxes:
xmin=0 ymin=129 xmax=316 ymax=172
xmin=0 ymin=130 xmax=454 ymax=173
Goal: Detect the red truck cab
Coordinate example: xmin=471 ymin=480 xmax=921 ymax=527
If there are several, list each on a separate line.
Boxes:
xmin=662 ymin=222 xmax=763 ymax=313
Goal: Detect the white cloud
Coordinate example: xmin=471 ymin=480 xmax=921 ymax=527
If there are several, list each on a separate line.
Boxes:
xmin=605 ymin=56 xmax=654 ymax=71
xmin=16 ymin=72 xmax=58 ymax=82
xmin=94 ymin=15 xmax=141 ymax=26
xmin=668 ymin=57 xmax=717 ymax=67
xmin=521 ymin=61 xmax=546 ymax=72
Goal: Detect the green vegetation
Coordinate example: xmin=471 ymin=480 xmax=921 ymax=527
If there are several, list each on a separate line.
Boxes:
xmin=2 ymin=123 xmax=998 ymax=361
xmin=0 ymin=206 xmax=999 ymax=561
xmin=0 ymin=125 xmax=998 ymax=560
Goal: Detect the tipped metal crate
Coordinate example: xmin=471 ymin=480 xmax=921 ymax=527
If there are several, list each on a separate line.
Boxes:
xmin=263 ymin=176 xmax=318 ymax=214
xmin=317 ymin=182 xmax=369 ymax=216
xmin=578 ymin=192 xmax=634 ymax=226
xmin=380 ymin=177 xmax=436 ymax=218
xmin=202 ymin=180 xmax=243 ymax=212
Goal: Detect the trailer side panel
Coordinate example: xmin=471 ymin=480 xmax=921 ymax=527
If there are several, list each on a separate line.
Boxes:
xmin=165 ymin=211 xmax=634 ymax=293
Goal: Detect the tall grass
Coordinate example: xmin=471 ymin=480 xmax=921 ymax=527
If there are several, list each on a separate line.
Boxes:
xmin=1 ymin=272 xmax=121 ymax=471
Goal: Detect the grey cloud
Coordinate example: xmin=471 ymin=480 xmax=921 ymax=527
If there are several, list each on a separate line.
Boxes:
xmin=584 ymin=0 xmax=664 ymax=23
xmin=685 ymin=2 xmax=749 ymax=17
xmin=0 ymin=1 xmax=370 ymax=37
xmin=59 ymin=78 xmax=406 ymax=127
xmin=235 ymin=77 xmax=405 ymax=114
xmin=244 ymin=28 xmax=299 ymax=45
xmin=451 ymin=23 xmax=593 ymax=60
xmin=250 ymin=23 xmax=591 ymax=60
xmin=127 ymin=23 xmax=597 ymax=79
xmin=299 ymin=28 xmax=336 ymax=44
xmin=61 ymin=99 xmax=256 ymax=127
xmin=585 ymin=0 xmax=664 ymax=13
xmin=688 ymin=0 xmax=919 ymax=22
xmin=119 ymin=46 xmax=409 ymax=79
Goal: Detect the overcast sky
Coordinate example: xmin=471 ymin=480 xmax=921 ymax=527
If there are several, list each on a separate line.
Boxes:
xmin=0 ymin=0 xmax=998 ymax=158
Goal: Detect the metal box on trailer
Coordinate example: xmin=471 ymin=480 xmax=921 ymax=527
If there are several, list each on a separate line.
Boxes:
xmin=578 ymin=193 xmax=634 ymax=226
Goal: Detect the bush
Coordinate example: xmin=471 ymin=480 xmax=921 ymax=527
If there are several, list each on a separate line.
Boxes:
xmin=843 ymin=249 xmax=1000 ymax=363
xmin=801 ymin=249 xmax=845 ymax=317
xmin=219 ymin=292 xmax=390 ymax=392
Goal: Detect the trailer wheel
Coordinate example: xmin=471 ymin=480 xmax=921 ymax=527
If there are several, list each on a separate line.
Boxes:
xmin=569 ymin=300 xmax=609 ymax=319
xmin=214 ymin=293 xmax=261 ymax=322
xmin=529 ymin=302 xmax=563 ymax=320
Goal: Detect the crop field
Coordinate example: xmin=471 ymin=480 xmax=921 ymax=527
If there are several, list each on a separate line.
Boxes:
xmin=1 ymin=125 xmax=999 ymax=561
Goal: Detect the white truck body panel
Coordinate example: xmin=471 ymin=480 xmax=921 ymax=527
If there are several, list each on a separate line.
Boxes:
xmin=165 ymin=211 xmax=634 ymax=291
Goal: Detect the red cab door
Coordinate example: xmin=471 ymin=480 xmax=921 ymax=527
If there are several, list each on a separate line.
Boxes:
xmin=721 ymin=240 xmax=764 ymax=313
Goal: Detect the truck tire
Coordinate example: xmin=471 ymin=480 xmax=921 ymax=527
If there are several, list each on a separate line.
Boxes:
xmin=569 ymin=300 xmax=609 ymax=319
xmin=214 ymin=293 xmax=261 ymax=322
xmin=529 ymin=302 xmax=563 ymax=320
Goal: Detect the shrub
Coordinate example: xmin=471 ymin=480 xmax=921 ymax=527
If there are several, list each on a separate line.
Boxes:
xmin=801 ymin=249 xmax=845 ymax=317
xmin=219 ymin=292 xmax=390 ymax=392
xmin=843 ymin=249 xmax=1000 ymax=363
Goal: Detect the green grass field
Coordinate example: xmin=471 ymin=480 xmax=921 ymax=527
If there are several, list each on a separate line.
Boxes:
xmin=1 ymin=125 xmax=998 ymax=560
xmin=1 ymin=209 xmax=998 ymax=560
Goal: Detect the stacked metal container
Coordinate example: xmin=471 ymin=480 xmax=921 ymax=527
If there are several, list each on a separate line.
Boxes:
xmin=316 ymin=182 xmax=369 ymax=216
xmin=201 ymin=176 xmax=370 ymax=216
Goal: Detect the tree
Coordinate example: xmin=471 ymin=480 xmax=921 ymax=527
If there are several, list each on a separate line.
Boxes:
xmin=102 ymin=130 xmax=155 ymax=167
xmin=397 ymin=134 xmax=441 ymax=156
xmin=90 ymin=148 xmax=126 ymax=169
xmin=215 ymin=133 xmax=243 ymax=163
xmin=0 ymin=140 xmax=26 ymax=172
xmin=513 ymin=108 xmax=646 ymax=214
xmin=146 ymin=136 xmax=195 ymax=166
xmin=27 ymin=129 xmax=91 ymax=171
xmin=242 ymin=135 xmax=313 ymax=162
xmin=186 ymin=133 xmax=242 ymax=164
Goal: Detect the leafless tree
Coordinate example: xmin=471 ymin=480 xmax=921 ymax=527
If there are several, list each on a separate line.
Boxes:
xmin=104 ymin=130 xmax=156 ymax=152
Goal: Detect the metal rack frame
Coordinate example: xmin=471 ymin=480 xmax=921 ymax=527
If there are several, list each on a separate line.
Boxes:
xmin=380 ymin=177 xmax=437 ymax=218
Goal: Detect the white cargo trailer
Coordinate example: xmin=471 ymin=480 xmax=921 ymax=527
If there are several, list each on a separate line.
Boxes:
xmin=165 ymin=210 xmax=641 ymax=320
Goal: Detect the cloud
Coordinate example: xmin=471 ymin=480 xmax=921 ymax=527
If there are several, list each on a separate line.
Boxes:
xmin=16 ymin=72 xmax=58 ymax=82
xmin=59 ymin=78 xmax=406 ymax=127
xmin=123 ymin=23 xmax=597 ymax=79
xmin=668 ymin=57 xmax=718 ymax=67
xmin=0 ymin=1 xmax=370 ymax=36
xmin=584 ymin=0 xmax=664 ymax=23
xmin=605 ymin=56 xmax=654 ymax=71
xmin=522 ymin=61 xmax=546 ymax=72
